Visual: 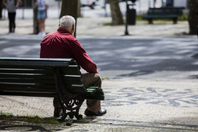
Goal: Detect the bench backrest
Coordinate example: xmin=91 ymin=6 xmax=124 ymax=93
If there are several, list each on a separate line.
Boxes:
xmin=147 ymin=7 xmax=184 ymax=15
xmin=0 ymin=57 xmax=86 ymax=97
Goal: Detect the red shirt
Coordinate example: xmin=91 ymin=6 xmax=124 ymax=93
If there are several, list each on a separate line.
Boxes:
xmin=40 ymin=27 xmax=98 ymax=73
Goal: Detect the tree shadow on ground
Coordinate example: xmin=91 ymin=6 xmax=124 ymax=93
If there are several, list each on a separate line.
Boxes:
xmin=119 ymin=70 xmax=155 ymax=77
xmin=0 ymin=124 xmax=50 ymax=131
xmin=191 ymin=53 xmax=198 ymax=59
xmin=0 ymin=116 xmax=64 ymax=131
xmin=0 ymin=115 xmax=97 ymax=131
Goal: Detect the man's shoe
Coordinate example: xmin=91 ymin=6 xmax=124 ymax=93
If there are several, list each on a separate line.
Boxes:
xmin=84 ymin=109 xmax=107 ymax=116
xmin=54 ymin=108 xmax=62 ymax=117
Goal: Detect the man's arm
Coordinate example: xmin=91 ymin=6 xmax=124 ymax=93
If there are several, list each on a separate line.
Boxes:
xmin=72 ymin=40 xmax=99 ymax=73
xmin=2 ymin=0 xmax=7 ymax=7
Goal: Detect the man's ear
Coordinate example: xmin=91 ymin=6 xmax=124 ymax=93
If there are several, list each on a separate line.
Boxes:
xmin=72 ymin=24 xmax=75 ymax=31
xmin=71 ymin=24 xmax=75 ymax=35
xmin=58 ymin=24 xmax=60 ymax=27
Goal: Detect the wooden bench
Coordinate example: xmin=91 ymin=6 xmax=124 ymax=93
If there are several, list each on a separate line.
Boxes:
xmin=142 ymin=7 xmax=184 ymax=24
xmin=0 ymin=57 xmax=104 ymax=121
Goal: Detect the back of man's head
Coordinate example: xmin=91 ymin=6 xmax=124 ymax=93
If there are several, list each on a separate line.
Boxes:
xmin=59 ymin=15 xmax=76 ymax=31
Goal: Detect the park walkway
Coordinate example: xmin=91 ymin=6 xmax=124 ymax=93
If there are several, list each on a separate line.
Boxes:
xmin=0 ymin=17 xmax=189 ymax=36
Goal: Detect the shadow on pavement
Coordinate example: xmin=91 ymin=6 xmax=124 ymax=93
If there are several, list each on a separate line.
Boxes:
xmin=0 ymin=117 xmax=64 ymax=131
xmin=0 ymin=116 xmax=97 ymax=131
xmin=119 ymin=70 xmax=155 ymax=77
xmin=96 ymin=118 xmax=198 ymax=131
xmin=191 ymin=53 xmax=198 ymax=59
xmin=0 ymin=124 xmax=51 ymax=131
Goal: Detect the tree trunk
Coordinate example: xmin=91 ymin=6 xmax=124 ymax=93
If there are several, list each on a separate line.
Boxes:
xmin=60 ymin=0 xmax=78 ymax=19
xmin=0 ymin=0 xmax=2 ymax=19
xmin=78 ymin=0 xmax=82 ymax=17
xmin=188 ymin=0 xmax=198 ymax=35
xmin=60 ymin=0 xmax=78 ymax=37
xmin=33 ymin=0 xmax=39 ymax=34
xmin=108 ymin=0 xmax=124 ymax=25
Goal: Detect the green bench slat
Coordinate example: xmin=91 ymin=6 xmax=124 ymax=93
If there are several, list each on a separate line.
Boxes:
xmin=86 ymin=86 xmax=98 ymax=89
xmin=0 ymin=69 xmax=53 ymax=74
xmin=0 ymin=84 xmax=56 ymax=91
xmin=0 ymin=58 xmax=75 ymax=67
xmin=0 ymin=57 xmax=74 ymax=62
xmin=0 ymin=91 xmax=57 ymax=97
xmin=0 ymin=79 xmax=55 ymax=84
xmin=0 ymin=79 xmax=82 ymax=85
xmin=0 ymin=66 xmax=80 ymax=75
xmin=0 ymin=65 xmax=78 ymax=69
xmin=0 ymin=74 xmax=54 ymax=80
xmin=0 ymin=84 xmax=86 ymax=94
xmin=0 ymin=76 xmax=82 ymax=85
xmin=60 ymin=66 xmax=81 ymax=75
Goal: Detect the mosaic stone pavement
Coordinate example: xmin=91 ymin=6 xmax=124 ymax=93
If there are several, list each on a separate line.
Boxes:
xmin=104 ymin=87 xmax=198 ymax=108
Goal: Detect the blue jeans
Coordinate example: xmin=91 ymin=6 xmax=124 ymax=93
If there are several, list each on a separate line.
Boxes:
xmin=37 ymin=10 xmax=46 ymax=19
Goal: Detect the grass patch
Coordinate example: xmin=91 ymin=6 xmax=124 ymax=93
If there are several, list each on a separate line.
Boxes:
xmin=0 ymin=112 xmax=60 ymax=124
xmin=0 ymin=112 xmax=14 ymax=120
xmin=102 ymin=13 xmax=188 ymax=26
xmin=102 ymin=77 xmax=109 ymax=80
xmin=136 ymin=14 xmax=147 ymax=21
xmin=25 ymin=116 xmax=59 ymax=124
xmin=178 ymin=13 xmax=188 ymax=21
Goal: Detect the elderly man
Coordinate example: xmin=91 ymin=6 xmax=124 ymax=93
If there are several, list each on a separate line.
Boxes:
xmin=40 ymin=15 xmax=106 ymax=117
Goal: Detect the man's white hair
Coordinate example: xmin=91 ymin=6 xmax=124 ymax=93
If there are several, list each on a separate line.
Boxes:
xmin=59 ymin=15 xmax=75 ymax=30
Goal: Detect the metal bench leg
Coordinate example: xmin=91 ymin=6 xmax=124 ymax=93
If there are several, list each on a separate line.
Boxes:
xmin=173 ymin=18 xmax=177 ymax=24
xmin=148 ymin=19 xmax=153 ymax=24
xmin=53 ymin=68 xmax=85 ymax=121
xmin=65 ymin=95 xmax=84 ymax=120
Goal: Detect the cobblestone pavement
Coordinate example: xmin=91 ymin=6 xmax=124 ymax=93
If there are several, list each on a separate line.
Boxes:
xmin=0 ymin=77 xmax=198 ymax=132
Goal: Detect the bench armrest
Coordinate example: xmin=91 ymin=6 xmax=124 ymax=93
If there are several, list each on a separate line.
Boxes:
xmin=85 ymin=86 xmax=105 ymax=100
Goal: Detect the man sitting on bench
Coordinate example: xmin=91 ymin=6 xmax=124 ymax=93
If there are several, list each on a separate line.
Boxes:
xmin=40 ymin=15 xmax=106 ymax=117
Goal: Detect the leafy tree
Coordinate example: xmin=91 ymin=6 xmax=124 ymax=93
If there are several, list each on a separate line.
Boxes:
xmin=108 ymin=0 xmax=124 ymax=25
xmin=188 ymin=0 xmax=198 ymax=35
